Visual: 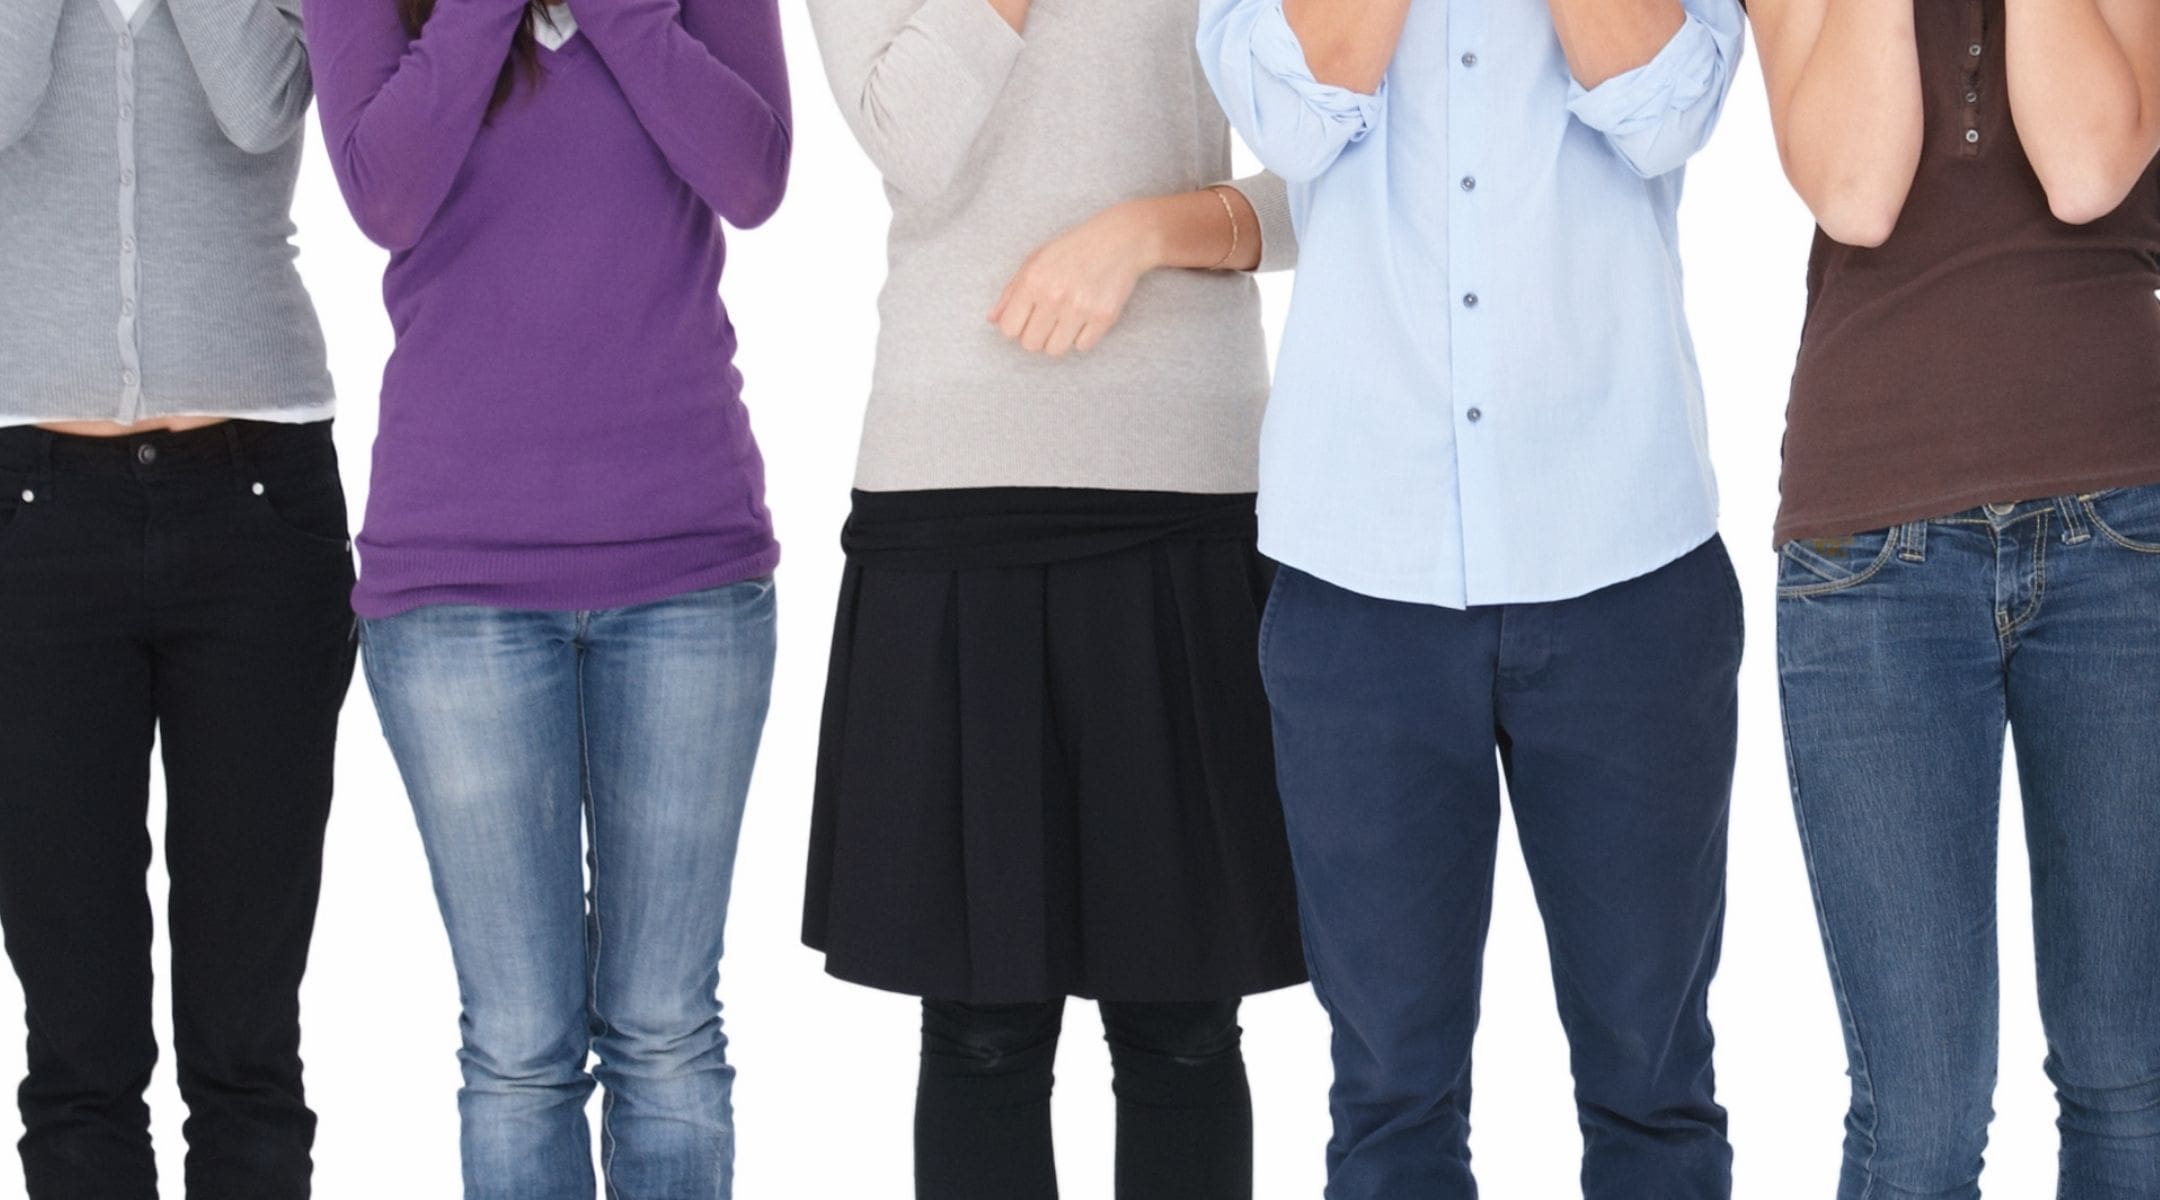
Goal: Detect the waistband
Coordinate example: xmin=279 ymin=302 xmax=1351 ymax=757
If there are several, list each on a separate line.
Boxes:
xmin=843 ymin=487 xmax=1258 ymax=571
xmin=0 ymin=420 xmax=335 ymax=477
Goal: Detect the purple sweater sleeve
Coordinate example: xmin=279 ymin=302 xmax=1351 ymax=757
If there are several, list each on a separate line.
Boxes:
xmin=305 ymin=0 xmax=528 ymax=251
xmin=572 ymin=0 xmax=793 ymax=228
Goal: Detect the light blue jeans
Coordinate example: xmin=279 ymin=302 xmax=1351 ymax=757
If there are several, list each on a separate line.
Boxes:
xmin=1779 ymin=487 xmax=2160 ymax=1199
xmin=362 ymin=580 xmax=777 ymax=1200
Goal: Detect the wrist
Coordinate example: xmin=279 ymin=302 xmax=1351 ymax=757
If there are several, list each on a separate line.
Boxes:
xmin=1106 ymin=200 xmax=1169 ymax=273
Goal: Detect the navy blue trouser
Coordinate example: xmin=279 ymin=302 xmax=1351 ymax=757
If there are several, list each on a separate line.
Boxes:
xmin=1259 ymin=537 xmax=1743 ymax=1200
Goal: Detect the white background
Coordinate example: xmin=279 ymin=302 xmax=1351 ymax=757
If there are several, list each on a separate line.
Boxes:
xmin=1 ymin=9 xmax=2069 ymax=1199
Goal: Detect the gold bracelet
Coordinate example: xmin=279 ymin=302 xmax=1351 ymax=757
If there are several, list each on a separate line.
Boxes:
xmin=1207 ymin=185 xmax=1241 ymax=270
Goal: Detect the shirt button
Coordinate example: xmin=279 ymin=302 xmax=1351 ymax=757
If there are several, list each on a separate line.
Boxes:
xmin=1968 ymin=43 xmax=1983 ymax=56
xmin=1966 ymin=91 xmax=1979 ymax=103
xmin=1466 ymin=407 xmax=1484 ymax=423
xmin=1462 ymin=292 xmax=1479 ymax=308
xmin=1460 ymin=175 xmax=1477 ymax=192
xmin=1461 ymin=51 xmax=1477 ymax=68
xmin=135 ymin=443 xmax=157 ymax=465
xmin=1965 ymin=129 xmax=1981 ymax=144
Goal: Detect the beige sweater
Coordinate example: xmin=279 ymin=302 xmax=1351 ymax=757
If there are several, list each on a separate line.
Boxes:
xmin=807 ymin=0 xmax=1295 ymax=494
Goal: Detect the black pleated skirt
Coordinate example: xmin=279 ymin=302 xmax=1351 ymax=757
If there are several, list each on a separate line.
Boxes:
xmin=802 ymin=488 xmax=1307 ymax=1004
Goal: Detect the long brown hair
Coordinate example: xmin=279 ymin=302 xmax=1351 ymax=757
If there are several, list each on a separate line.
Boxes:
xmin=396 ymin=0 xmax=549 ymax=116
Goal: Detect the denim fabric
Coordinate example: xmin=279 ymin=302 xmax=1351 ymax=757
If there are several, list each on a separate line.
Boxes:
xmin=361 ymin=581 xmax=777 ymax=1200
xmin=1779 ymin=485 xmax=2160 ymax=1200
xmin=1260 ymin=537 xmax=1742 ymax=1199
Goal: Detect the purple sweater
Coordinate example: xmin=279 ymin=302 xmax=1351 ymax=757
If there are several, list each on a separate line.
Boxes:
xmin=308 ymin=0 xmax=791 ymax=619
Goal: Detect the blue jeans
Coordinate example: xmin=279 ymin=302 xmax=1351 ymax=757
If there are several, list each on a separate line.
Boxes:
xmin=1778 ymin=486 xmax=2160 ymax=1200
xmin=1260 ymin=538 xmax=1742 ymax=1200
xmin=361 ymin=580 xmax=777 ymax=1200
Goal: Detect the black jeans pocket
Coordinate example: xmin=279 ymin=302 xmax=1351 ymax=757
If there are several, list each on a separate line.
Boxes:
xmin=249 ymin=474 xmax=352 ymax=555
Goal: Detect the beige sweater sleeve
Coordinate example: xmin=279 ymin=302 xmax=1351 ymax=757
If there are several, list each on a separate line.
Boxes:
xmin=806 ymin=0 xmax=1025 ymax=199
xmin=0 ymin=0 xmax=69 ymax=150
xmin=166 ymin=0 xmax=313 ymax=153
xmin=1224 ymin=170 xmax=1297 ymax=272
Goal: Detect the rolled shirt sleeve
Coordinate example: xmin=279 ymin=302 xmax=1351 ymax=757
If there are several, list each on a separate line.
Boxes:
xmin=1564 ymin=0 xmax=1744 ymax=179
xmin=1198 ymin=0 xmax=1384 ymax=184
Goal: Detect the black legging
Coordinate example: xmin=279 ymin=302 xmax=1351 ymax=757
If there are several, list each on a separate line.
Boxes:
xmin=915 ymin=998 xmax=1253 ymax=1200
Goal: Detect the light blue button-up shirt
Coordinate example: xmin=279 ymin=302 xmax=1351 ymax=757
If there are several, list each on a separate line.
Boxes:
xmin=1199 ymin=0 xmax=1745 ymax=608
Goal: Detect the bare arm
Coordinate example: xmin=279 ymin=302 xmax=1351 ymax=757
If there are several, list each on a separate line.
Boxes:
xmin=1749 ymin=0 xmax=1924 ymax=247
xmin=1280 ymin=0 xmax=1412 ymax=93
xmin=1550 ymin=0 xmax=1687 ymax=89
xmin=2006 ymin=0 xmax=2160 ymax=224
xmin=985 ymin=0 xmax=1027 ymax=32
xmin=991 ymin=183 xmax=1271 ymax=359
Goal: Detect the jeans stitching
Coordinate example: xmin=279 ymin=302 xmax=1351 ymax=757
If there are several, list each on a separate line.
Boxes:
xmin=2082 ymin=496 xmax=2160 ymax=554
xmin=1776 ymin=529 xmax=1902 ymax=600
xmin=2000 ymin=514 xmax=2049 ymax=641
xmin=576 ymin=644 xmax=620 ymax=1200
xmin=1256 ymin=566 xmax=1290 ymax=685
xmin=1777 ymin=656 xmax=1882 ymax=1198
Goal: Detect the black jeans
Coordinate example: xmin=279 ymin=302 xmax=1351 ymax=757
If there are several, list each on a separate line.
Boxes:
xmin=916 ymin=997 xmax=1253 ymax=1200
xmin=0 ymin=422 xmax=357 ymax=1199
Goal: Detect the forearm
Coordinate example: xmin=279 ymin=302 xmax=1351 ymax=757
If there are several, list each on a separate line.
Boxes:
xmin=1760 ymin=0 xmax=1924 ymax=246
xmin=985 ymin=0 xmax=1028 ymax=32
xmin=0 ymin=0 xmax=69 ymax=150
xmin=1281 ymin=0 xmax=1412 ymax=92
xmin=1130 ymin=186 xmax=1265 ymax=273
xmin=575 ymin=0 xmax=793 ymax=227
xmin=807 ymin=0 xmax=1023 ymax=197
xmin=306 ymin=0 xmax=527 ymax=250
xmin=2006 ymin=0 xmax=2159 ymax=223
xmin=1548 ymin=0 xmax=1685 ymax=89
xmin=166 ymin=0 xmax=310 ymax=153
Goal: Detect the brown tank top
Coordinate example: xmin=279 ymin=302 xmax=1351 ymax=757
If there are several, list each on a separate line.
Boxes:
xmin=1775 ymin=0 xmax=2160 ymax=546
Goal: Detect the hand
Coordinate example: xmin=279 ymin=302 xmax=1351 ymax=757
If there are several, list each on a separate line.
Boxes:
xmin=990 ymin=204 xmax=1160 ymax=358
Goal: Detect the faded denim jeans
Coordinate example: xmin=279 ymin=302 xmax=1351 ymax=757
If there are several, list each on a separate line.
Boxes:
xmin=1779 ymin=486 xmax=2160 ymax=1200
xmin=362 ymin=580 xmax=777 ymax=1200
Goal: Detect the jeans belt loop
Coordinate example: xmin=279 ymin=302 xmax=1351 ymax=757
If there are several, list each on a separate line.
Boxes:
xmin=1897 ymin=519 xmax=1928 ymax=563
xmin=2055 ymin=494 xmax=2091 ymax=545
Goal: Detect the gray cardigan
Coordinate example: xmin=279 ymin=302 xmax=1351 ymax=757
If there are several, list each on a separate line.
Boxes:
xmin=0 ymin=0 xmax=331 ymax=427
xmin=808 ymin=0 xmax=1297 ymax=494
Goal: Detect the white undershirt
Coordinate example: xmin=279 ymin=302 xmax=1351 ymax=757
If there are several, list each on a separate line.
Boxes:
xmin=533 ymin=4 xmax=578 ymax=50
xmin=115 ymin=0 xmax=146 ymax=19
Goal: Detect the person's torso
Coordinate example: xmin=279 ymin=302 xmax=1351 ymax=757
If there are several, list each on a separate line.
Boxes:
xmin=858 ymin=0 xmax=1273 ymax=494
xmin=0 ymin=0 xmax=330 ymax=427
xmin=1258 ymin=0 xmax=1729 ymax=608
xmin=361 ymin=25 xmax=768 ymax=584
xmin=1778 ymin=0 xmax=2160 ymax=544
